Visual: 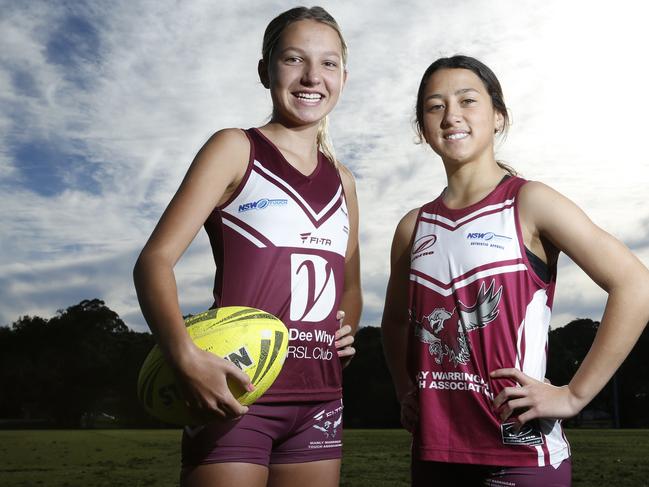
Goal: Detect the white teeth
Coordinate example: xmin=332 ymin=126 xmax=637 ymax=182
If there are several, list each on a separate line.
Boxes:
xmin=445 ymin=132 xmax=469 ymax=140
xmin=296 ymin=93 xmax=322 ymax=100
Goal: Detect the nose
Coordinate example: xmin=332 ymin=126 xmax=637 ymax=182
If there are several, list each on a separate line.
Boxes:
xmin=441 ymin=103 xmax=462 ymax=128
xmin=301 ymin=62 xmax=321 ymax=86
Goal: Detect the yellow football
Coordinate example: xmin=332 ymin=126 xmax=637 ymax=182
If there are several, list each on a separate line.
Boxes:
xmin=138 ymin=306 xmax=288 ymax=425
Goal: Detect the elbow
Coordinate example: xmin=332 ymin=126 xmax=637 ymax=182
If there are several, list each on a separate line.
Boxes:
xmin=132 ymin=247 xmax=171 ymax=289
xmin=132 ymin=251 xmax=148 ymax=291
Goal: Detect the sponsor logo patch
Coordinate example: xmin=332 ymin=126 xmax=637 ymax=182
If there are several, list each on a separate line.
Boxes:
xmin=238 ymin=198 xmax=287 ymax=212
xmin=501 ymin=420 xmax=544 ymax=446
xmin=466 ymin=231 xmax=512 ymax=250
xmin=290 ymin=254 xmax=336 ymax=322
xmin=299 ymin=232 xmax=332 ymax=247
xmin=412 ymin=234 xmax=437 ymax=261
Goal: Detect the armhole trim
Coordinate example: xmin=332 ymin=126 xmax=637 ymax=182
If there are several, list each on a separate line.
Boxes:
xmin=216 ymin=128 xmax=255 ymax=210
xmin=513 ymin=179 xmax=552 ymax=289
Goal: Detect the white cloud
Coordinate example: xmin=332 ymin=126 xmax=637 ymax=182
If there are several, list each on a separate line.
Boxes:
xmin=1 ymin=0 xmax=648 ymax=333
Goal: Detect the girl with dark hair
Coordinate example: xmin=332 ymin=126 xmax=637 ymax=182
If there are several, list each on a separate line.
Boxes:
xmin=382 ymin=55 xmax=649 ymax=486
xmin=134 ymin=7 xmax=361 ymax=487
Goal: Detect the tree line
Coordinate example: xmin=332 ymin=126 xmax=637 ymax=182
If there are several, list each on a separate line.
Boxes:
xmin=1 ymin=299 xmax=647 ymax=428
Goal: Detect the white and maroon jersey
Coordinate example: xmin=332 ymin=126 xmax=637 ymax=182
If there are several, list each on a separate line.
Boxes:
xmin=203 ymin=128 xmax=349 ymax=403
xmin=408 ymin=176 xmax=570 ymax=467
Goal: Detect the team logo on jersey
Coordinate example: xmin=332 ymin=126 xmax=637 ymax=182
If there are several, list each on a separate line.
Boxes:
xmin=238 ymin=198 xmax=287 ymax=212
xmin=414 ymin=280 xmax=503 ymax=367
xmin=290 ymin=254 xmax=336 ymax=322
xmin=312 ymin=404 xmax=343 ymax=439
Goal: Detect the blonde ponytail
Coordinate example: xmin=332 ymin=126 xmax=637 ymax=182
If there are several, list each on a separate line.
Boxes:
xmin=316 ymin=116 xmax=338 ymax=167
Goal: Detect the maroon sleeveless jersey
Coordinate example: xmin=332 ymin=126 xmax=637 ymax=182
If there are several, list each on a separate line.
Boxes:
xmin=203 ymin=128 xmax=349 ymax=402
xmin=409 ymin=176 xmax=570 ymax=467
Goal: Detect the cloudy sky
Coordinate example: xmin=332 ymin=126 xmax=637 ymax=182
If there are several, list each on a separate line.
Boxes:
xmin=1 ymin=0 xmax=648 ymax=332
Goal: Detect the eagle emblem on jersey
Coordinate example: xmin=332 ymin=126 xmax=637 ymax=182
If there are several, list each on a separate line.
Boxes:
xmin=414 ymin=280 xmax=503 ymax=367
xmin=313 ymin=414 xmax=342 ymax=439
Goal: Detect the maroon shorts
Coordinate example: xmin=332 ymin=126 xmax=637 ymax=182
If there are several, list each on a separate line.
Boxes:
xmin=411 ymin=457 xmax=572 ymax=486
xmin=181 ymin=399 xmax=343 ymax=467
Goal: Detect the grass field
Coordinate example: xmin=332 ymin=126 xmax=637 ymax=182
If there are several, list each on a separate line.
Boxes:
xmin=1 ymin=429 xmax=648 ymax=486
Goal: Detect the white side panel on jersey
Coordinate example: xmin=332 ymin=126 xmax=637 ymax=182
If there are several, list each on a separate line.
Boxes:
xmin=222 ymin=169 xmax=348 ymax=257
xmin=411 ymin=205 xmax=523 ymax=293
xmin=534 ymin=445 xmax=546 ymax=467
xmin=290 ymin=254 xmax=336 ymax=322
xmin=516 ymin=289 xmax=551 ymax=381
xmin=540 ymin=418 xmax=570 ymax=467
xmin=516 ymin=291 xmax=569 ymax=468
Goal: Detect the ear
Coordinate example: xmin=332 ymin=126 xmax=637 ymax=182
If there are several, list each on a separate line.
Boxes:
xmin=258 ymin=59 xmax=270 ymax=89
xmin=341 ymin=68 xmax=348 ymax=90
xmin=494 ymin=111 xmax=504 ymax=134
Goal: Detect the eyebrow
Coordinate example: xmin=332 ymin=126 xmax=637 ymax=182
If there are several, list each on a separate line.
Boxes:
xmin=425 ymin=88 xmax=480 ymax=100
xmin=279 ymin=47 xmax=341 ymax=58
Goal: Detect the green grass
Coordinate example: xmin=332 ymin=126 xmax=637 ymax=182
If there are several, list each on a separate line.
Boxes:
xmin=0 ymin=429 xmax=647 ymax=486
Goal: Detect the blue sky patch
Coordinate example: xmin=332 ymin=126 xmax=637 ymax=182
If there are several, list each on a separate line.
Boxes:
xmin=45 ymin=13 xmax=101 ymax=87
xmin=11 ymin=139 xmax=102 ymax=197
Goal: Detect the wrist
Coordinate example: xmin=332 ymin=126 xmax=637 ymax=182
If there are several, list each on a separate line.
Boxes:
xmin=564 ymin=383 xmax=590 ymax=415
xmin=162 ymin=334 xmax=199 ymax=369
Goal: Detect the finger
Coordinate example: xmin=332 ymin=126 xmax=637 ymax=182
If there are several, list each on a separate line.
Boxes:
xmin=491 ymin=368 xmax=537 ymax=387
xmin=226 ymin=362 xmax=255 ymax=392
xmin=506 ymin=397 xmax=533 ymax=412
xmin=335 ymin=324 xmax=352 ymax=339
xmin=337 ymin=346 xmax=355 ymax=357
xmin=219 ymin=392 xmax=249 ymax=417
xmin=516 ymin=408 xmax=537 ymax=427
xmin=493 ymin=386 xmax=525 ymax=408
xmin=336 ymin=310 xmax=345 ymax=322
xmin=194 ymin=397 xmax=227 ymax=420
xmin=335 ymin=335 xmax=354 ymax=348
xmin=499 ymin=398 xmax=531 ymax=421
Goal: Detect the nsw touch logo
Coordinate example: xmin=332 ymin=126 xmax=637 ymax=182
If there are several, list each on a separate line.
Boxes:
xmin=290 ymin=254 xmax=336 ymax=322
xmin=238 ymin=198 xmax=288 ymax=212
xmin=466 ymin=231 xmax=512 ymax=250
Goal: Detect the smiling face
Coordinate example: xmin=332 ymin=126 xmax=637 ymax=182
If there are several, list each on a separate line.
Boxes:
xmin=262 ymin=19 xmax=347 ymax=128
xmin=421 ymin=68 xmax=504 ymax=166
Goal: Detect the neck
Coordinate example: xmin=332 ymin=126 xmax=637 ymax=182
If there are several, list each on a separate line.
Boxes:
xmin=259 ymin=120 xmax=320 ymax=158
xmin=442 ymin=157 xmax=507 ymax=209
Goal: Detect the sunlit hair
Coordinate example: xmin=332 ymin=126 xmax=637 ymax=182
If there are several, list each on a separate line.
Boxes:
xmin=261 ymin=6 xmax=347 ymax=166
xmin=414 ymin=55 xmax=516 ymax=175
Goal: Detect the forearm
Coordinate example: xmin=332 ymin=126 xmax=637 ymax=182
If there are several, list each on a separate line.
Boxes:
xmin=382 ymin=319 xmax=414 ymax=400
xmin=133 ymin=251 xmax=195 ymax=363
xmin=568 ymin=277 xmax=649 ymax=410
xmin=339 ymin=286 xmax=362 ymax=333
